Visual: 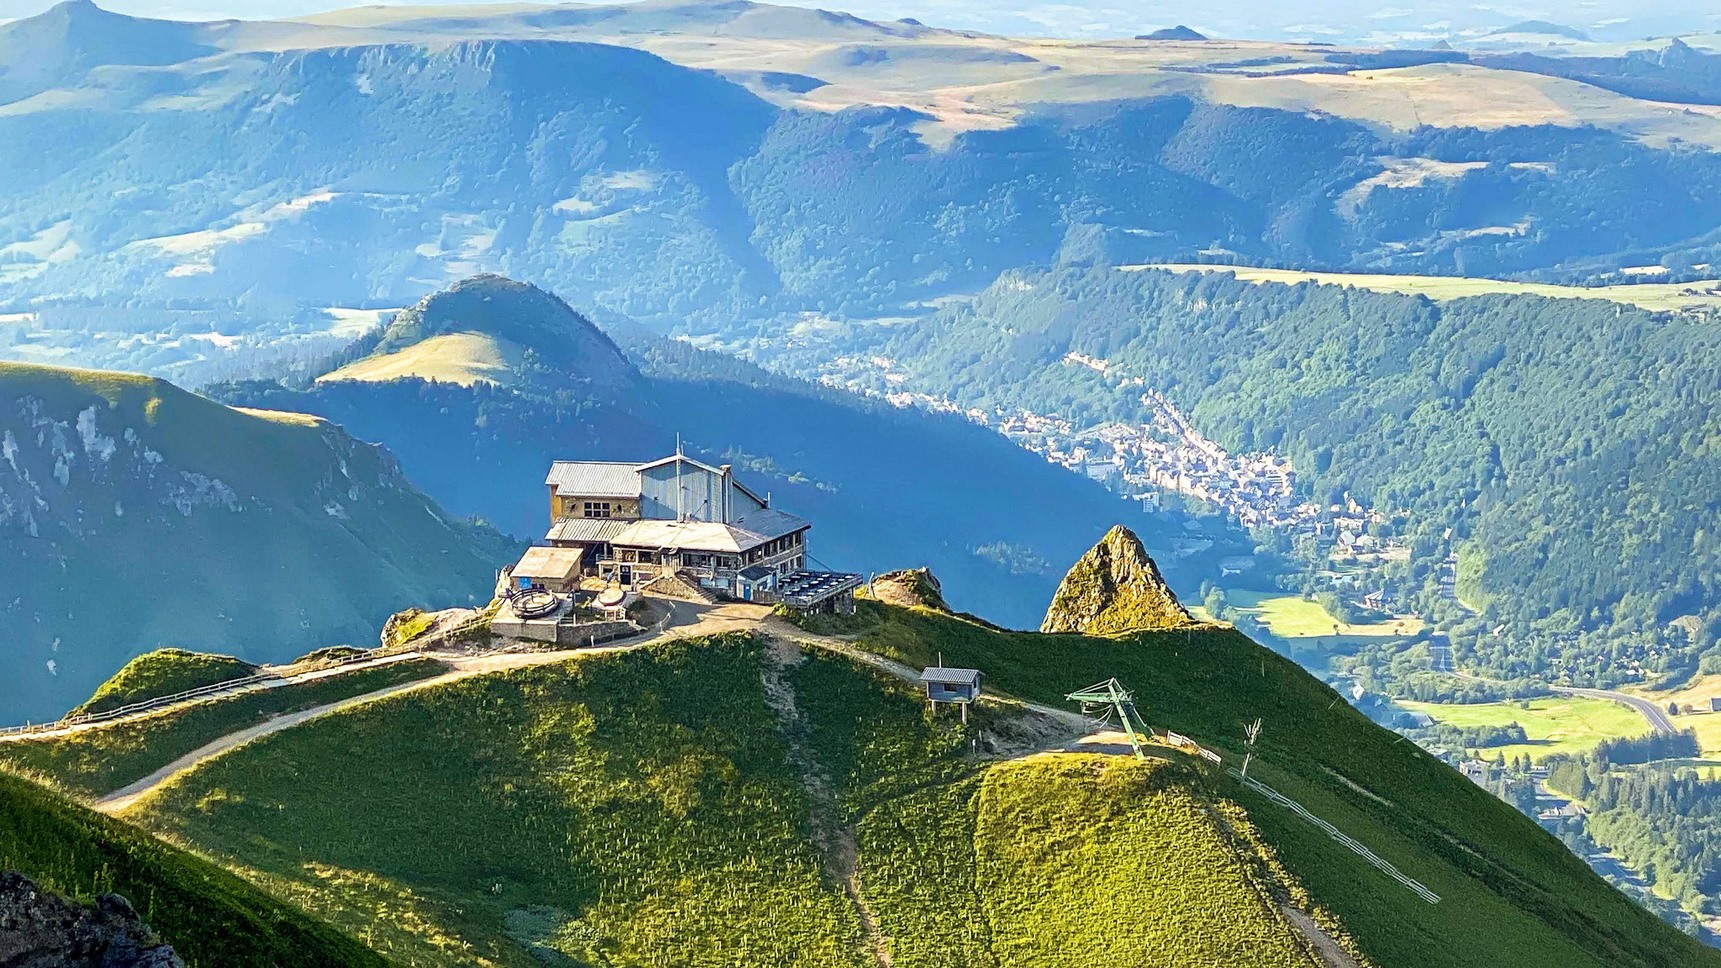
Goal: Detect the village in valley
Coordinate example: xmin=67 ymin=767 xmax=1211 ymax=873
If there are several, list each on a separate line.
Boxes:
xmin=867 ymin=356 xmax=1412 ymax=586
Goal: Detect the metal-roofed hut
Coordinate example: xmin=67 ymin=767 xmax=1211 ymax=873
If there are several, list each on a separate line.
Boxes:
xmin=919 ymin=665 xmax=983 ymax=722
xmin=510 ymin=546 xmax=586 ymax=594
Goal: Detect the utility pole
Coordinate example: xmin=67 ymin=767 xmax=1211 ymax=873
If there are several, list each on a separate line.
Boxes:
xmin=1241 ymin=718 xmax=1263 ymax=779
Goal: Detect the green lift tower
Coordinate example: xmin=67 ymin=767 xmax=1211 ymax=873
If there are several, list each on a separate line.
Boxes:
xmin=1065 ymin=678 xmax=1153 ymax=760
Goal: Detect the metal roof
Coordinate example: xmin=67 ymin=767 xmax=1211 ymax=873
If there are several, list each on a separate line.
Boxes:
xmin=739 ymin=565 xmax=775 ymax=581
xmin=546 ymin=517 xmax=634 ymax=544
xmin=731 ymin=508 xmax=810 ymax=541
xmin=777 ymin=570 xmax=865 ymax=607
xmin=919 ymin=667 xmax=982 ymax=686
xmin=546 ymin=455 xmax=772 ymax=510
xmin=513 ymin=546 xmax=585 ymax=580
xmin=609 ymin=509 xmax=809 ymax=554
xmin=609 ymin=519 xmax=757 ymax=554
xmin=545 ymin=461 xmax=641 ymax=498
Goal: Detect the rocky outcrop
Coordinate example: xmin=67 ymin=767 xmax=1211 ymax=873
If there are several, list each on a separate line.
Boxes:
xmin=0 ymin=871 xmax=183 ymax=967
xmin=1040 ymin=526 xmax=1192 ymax=635
xmin=866 ymin=568 xmax=948 ymax=611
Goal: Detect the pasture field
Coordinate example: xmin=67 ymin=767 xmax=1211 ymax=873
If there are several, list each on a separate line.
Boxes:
xmin=1225 ymin=589 xmax=1424 ymax=640
xmin=319 ymin=332 xmax=525 ymax=388
xmin=1398 ymin=697 xmax=1649 ymax=762
xmin=1127 ymin=265 xmax=1721 ymax=313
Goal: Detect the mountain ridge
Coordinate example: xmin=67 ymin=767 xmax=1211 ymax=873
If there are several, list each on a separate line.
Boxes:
xmin=0 ymin=360 xmax=514 ymax=722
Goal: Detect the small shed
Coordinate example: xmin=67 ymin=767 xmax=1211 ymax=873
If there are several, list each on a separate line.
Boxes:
xmin=512 ymin=546 xmax=585 ymax=593
xmin=919 ymin=666 xmax=982 ymax=704
xmin=1709 ymin=697 xmax=1721 ymax=713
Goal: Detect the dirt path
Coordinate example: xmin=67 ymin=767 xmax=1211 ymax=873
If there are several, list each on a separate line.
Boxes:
xmin=759 ymin=617 xmax=1099 ymax=733
xmin=93 ymin=606 xmax=1110 ymax=819
xmin=95 ymin=641 xmax=670 ymax=815
xmin=1281 ymin=906 xmax=1363 ymax=968
xmin=0 ymin=651 xmax=432 ymax=744
xmin=758 ymin=637 xmax=893 ymax=967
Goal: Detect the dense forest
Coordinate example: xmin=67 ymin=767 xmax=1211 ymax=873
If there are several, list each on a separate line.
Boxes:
xmin=1547 ymin=734 xmax=1720 ymax=919
xmin=872 ymin=268 xmax=1721 ymax=682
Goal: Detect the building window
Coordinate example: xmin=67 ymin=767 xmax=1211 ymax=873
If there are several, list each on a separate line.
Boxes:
xmin=583 ymin=501 xmax=611 ymax=518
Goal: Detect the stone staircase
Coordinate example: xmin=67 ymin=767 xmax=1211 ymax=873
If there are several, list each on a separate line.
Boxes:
xmin=641 ymin=570 xmax=719 ymax=605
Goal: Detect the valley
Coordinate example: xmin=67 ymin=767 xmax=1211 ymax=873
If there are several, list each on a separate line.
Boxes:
xmin=0 ymin=0 xmax=1719 ymax=960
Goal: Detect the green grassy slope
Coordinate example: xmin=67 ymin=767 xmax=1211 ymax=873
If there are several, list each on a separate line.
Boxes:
xmin=89 ymin=612 xmax=1716 ymax=966
xmin=127 ymin=636 xmax=863 ymax=966
xmin=70 ymin=648 xmax=256 ymax=717
xmin=837 ymin=602 xmax=1718 ymax=968
xmin=0 ymin=768 xmax=384 ymax=967
xmin=786 ymin=648 xmax=1329 ymax=966
xmin=0 ymin=361 xmax=515 ymax=722
xmin=120 ymin=634 xmax=1332 ymax=967
xmin=0 ymin=658 xmax=446 ymax=800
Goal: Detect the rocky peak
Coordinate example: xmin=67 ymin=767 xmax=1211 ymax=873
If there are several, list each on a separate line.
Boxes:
xmin=1040 ymin=525 xmax=1192 ymax=635
xmin=0 ymin=870 xmax=183 ymax=967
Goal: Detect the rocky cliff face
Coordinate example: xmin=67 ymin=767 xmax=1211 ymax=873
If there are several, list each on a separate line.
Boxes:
xmin=0 ymin=871 xmax=182 ymax=967
xmin=1040 ymin=525 xmax=1192 ymax=635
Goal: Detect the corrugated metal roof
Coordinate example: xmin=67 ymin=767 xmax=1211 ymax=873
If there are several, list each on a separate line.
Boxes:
xmin=546 ymin=517 xmax=634 ymax=544
xmin=777 ymin=570 xmax=865 ymax=607
xmin=732 ymin=508 xmax=810 ymax=541
xmin=514 ymin=546 xmax=585 ymax=580
xmin=545 ymin=461 xmax=641 ymax=497
xmin=918 ymin=667 xmax=982 ymax=686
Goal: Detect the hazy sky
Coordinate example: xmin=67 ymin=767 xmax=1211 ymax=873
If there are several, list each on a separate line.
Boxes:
xmin=11 ymin=0 xmax=1721 ymax=44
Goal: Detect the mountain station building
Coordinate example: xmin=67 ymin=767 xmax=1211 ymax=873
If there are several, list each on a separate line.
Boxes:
xmin=519 ymin=451 xmax=860 ymax=609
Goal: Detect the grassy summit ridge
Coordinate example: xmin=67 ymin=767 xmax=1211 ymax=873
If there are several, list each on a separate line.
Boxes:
xmin=69 ymin=648 xmax=256 ymax=717
xmin=835 ymin=602 xmax=1716 ymax=968
xmin=119 ymin=633 xmax=1334 ymax=966
xmin=0 ymin=767 xmax=383 ymax=966
xmin=92 ymin=610 xmax=1715 ymax=967
xmin=0 ymin=657 xmax=446 ymax=801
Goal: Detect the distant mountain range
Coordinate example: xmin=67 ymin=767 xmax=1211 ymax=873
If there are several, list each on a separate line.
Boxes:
xmin=0 ymin=0 xmax=1718 ymax=358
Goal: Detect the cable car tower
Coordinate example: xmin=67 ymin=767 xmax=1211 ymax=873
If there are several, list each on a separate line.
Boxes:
xmin=1066 ymin=678 xmax=1153 ymax=760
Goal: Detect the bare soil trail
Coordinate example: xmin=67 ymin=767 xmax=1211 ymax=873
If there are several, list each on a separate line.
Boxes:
xmin=91 ymin=603 xmax=1130 ymax=816
xmin=95 ymin=645 xmax=644 ymax=814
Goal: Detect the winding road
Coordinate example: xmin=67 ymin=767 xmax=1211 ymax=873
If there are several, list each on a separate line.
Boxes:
xmin=1550 ymin=685 xmax=1675 ymax=736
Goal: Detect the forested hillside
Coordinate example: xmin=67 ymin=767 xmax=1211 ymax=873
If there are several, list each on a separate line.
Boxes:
xmin=868 ymin=268 xmax=1721 ymax=682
